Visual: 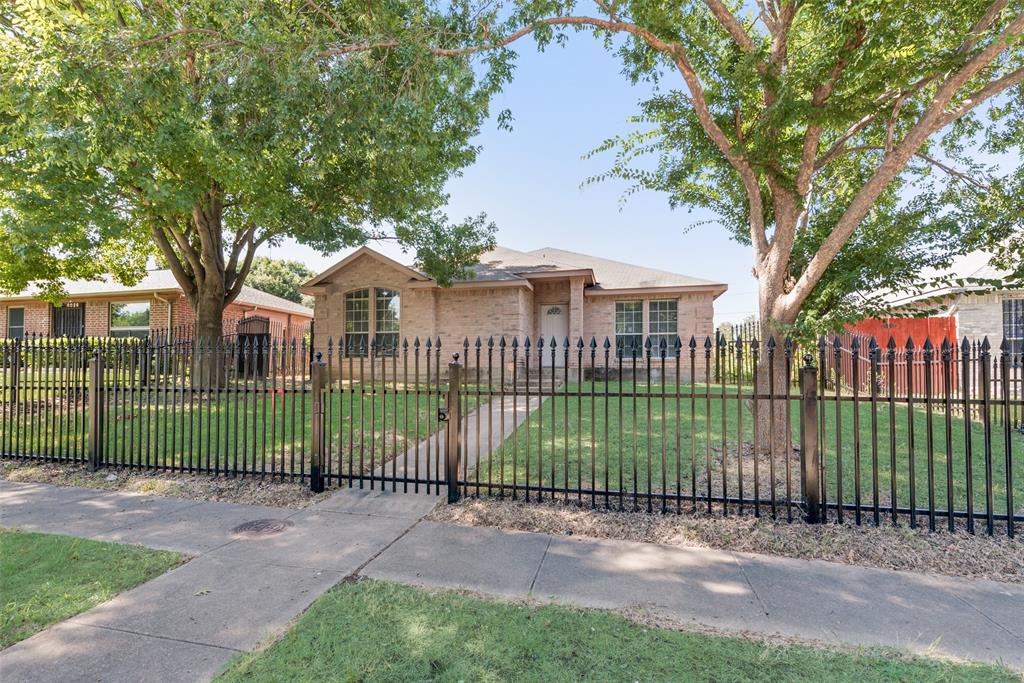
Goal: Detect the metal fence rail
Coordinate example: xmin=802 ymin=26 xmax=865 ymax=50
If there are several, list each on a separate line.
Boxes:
xmin=1 ymin=332 xmax=1020 ymax=537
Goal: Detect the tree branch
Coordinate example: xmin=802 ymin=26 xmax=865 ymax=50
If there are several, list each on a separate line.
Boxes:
xmin=782 ymin=12 xmax=1024 ymax=315
xmin=151 ymin=220 xmax=197 ymax=305
xmin=702 ymin=0 xmax=758 ymax=53
xmin=796 ymin=21 xmax=866 ymax=195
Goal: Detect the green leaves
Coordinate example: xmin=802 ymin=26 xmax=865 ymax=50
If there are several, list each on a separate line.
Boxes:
xmin=0 ymin=0 xmax=509 ymax=300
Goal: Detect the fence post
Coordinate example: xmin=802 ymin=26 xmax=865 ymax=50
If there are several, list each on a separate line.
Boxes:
xmin=799 ymin=354 xmax=821 ymax=523
xmin=446 ymin=353 xmax=463 ymax=503
xmin=310 ymin=354 xmax=327 ymax=493
xmin=10 ymin=342 xmax=20 ymax=409
xmin=87 ymin=352 xmax=104 ymax=471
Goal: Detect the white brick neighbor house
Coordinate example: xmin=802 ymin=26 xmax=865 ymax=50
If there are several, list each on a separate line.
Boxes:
xmin=301 ymin=246 xmax=727 ymax=377
xmin=851 ymin=250 xmax=1021 ymax=360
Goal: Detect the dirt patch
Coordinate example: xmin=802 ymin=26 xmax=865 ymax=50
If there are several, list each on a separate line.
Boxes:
xmin=1 ymin=460 xmax=328 ymax=509
xmin=428 ymin=496 xmax=1024 ymax=584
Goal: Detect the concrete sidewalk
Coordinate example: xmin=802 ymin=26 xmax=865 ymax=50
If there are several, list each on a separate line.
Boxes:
xmin=0 ymin=480 xmax=441 ymax=682
xmin=2 ymin=480 xmax=1023 ymax=681
xmin=362 ymin=521 xmax=1024 ymax=670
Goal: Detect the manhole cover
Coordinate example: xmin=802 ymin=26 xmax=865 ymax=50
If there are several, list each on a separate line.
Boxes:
xmin=231 ymin=519 xmax=294 ymax=538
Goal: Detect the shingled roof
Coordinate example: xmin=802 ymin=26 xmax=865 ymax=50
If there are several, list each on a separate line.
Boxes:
xmin=468 ymin=246 xmax=726 ymax=293
xmin=0 ymin=269 xmax=313 ymax=316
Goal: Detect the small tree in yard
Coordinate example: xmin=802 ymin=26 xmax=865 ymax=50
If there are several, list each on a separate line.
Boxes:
xmin=0 ymin=1 xmax=503 ymax=350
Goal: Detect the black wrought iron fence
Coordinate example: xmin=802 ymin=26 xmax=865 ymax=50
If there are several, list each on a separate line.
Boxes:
xmin=1 ymin=332 xmax=1020 ymax=536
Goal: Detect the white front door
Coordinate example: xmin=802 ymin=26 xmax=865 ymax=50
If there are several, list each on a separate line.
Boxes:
xmin=540 ymin=304 xmax=569 ymax=366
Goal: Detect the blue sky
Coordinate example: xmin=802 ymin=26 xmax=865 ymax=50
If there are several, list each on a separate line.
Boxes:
xmin=263 ymin=36 xmax=760 ymax=323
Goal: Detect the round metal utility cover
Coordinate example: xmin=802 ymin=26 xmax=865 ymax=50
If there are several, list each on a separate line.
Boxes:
xmin=231 ymin=519 xmax=294 ymax=538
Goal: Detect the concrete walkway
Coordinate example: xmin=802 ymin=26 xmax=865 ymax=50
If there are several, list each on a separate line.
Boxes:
xmin=2 ymin=480 xmax=1023 ymax=682
xmin=0 ymin=480 xmax=440 ymax=682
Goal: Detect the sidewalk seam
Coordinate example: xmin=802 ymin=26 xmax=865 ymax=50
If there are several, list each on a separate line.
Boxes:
xmin=64 ymin=621 xmax=242 ymax=652
xmin=950 ymin=592 xmax=1024 ymax=645
xmin=730 ymin=552 xmax=769 ymax=616
xmin=529 ymin=536 xmax=553 ymax=594
xmin=350 ymin=518 xmax=424 ymax=579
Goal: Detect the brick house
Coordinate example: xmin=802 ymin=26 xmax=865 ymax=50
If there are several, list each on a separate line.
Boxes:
xmin=0 ymin=269 xmax=313 ymax=340
xmin=302 ymin=246 xmax=727 ymax=378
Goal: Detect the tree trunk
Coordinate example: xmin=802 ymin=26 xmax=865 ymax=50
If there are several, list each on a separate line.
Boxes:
xmin=193 ymin=279 xmax=228 ymax=387
xmin=754 ymin=287 xmax=797 ymax=458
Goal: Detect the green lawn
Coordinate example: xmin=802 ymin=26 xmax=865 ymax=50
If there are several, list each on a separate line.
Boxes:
xmin=3 ymin=381 xmax=475 ymax=477
xmin=218 ymin=579 xmax=1014 ymax=682
xmin=0 ymin=529 xmax=181 ymax=647
xmin=478 ymin=382 xmax=1023 ymax=519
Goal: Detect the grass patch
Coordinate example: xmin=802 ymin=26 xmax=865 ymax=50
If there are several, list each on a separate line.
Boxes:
xmin=4 ymin=381 xmax=478 ymax=476
xmin=479 ymin=382 xmax=1023 ymax=517
xmin=0 ymin=529 xmax=182 ymax=647
xmin=219 ymin=579 xmax=1015 ymax=682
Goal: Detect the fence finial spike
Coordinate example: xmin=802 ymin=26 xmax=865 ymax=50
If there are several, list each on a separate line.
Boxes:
xmin=850 ymin=335 xmax=859 ymax=351
xmin=868 ymin=336 xmax=877 ymax=351
xmin=509 ymin=336 xmax=516 ymax=349
xmin=577 ymin=336 xmax=584 ymax=349
xmin=498 ymin=336 xmax=505 ymax=348
xmin=674 ymin=335 xmax=682 ymax=350
xmin=688 ymin=336 xmax=697 ymax=349
xmin=486 ymin=336 xmax=493 ymax=348
xmin=523 ymin=335 xmax=530 ymax=349
xmin=703 ymin=336 xmax=712 ymax=350
xmin=425 ymin=337 xmax=432 ymax=349
xmin=940 ymin=336 xmax=949 ymax=351
xmin=403 ymin=337 xmax=409 ymax=349
xmin=980 ymin=336 xmax=991 ymax=353
xmin=414 ymin=336 xmax=421 ymax=348
xmin=603 ymin=336 xmax=611 ymax=349
xmin=999 ymin=337 xmax=1009 ymax=352
xmin=817 ymin=335 xmax=826 ymax=351
xmin=923 ymin=337 xmax=934 ymax=351
xmin=590 ymin=336 xmax=598 ymax=349
xmin=475 ymin=336 xmax=482 ymax=348
xmin=887 ymin=336 xmax=897 ymax=350
xmin=905 ymin=336 xmax=915 ymax=350
xmin=960 ymin=336 xmax=970 ymax=353
xmin=645 ymin=336 xmax=653 ymax=349
xmin=565 ymin=336 xmax=572 ymax=349
xmin=767 ymin=335 xmax=777 ymax=350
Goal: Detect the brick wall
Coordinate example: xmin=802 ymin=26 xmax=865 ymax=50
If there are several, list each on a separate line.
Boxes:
xmin=581 ymin=292 xmax=714 ymax=380
xmin=955 ymin=291 xmax=1020 ymax=343
xmin=23 ymin=302 xmax=51 ymax=336
xmin=84 ymin=301 xmax=108 ymax=336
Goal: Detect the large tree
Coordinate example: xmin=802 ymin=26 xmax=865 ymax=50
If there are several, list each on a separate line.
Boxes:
xmin=501 ymin=0 xmax=1023 ymax=339
xmin=0 ymin=1 xmax=503 ymax=344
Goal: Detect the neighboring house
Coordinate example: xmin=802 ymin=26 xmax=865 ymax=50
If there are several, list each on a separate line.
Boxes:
xmin=849 ymin=250 xmax=1020 ymax=359
xmin=301 ymin=246 xmax=727 ymax=377
xmin=0 ymin=269 xmax=313 ymax=340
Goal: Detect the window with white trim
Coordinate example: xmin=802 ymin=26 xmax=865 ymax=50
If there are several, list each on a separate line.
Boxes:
xmin=649 ymin=299 xmax=678 ymax=357
xmin=1004 ymin=298 xmax=1024 ymax=367
xmin=7 ymin=307 xmax=24 ymax=340
xmin=615 ymin=301 xmax=642 ymax=357
xmin=344 ymin=289 xmax=370 ymax=354
xmin=374 ymin=288 xmax=401 ymax=354
xmin=109 ymin=302 xmax=150 ymax=338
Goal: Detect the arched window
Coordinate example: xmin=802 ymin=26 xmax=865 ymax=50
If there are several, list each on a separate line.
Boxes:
xmin=344 ymin=289 xmax=369 ymax=353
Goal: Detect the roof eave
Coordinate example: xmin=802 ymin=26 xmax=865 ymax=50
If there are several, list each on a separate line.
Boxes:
xmin=584 ymin=284 xmax=728 ymax=298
